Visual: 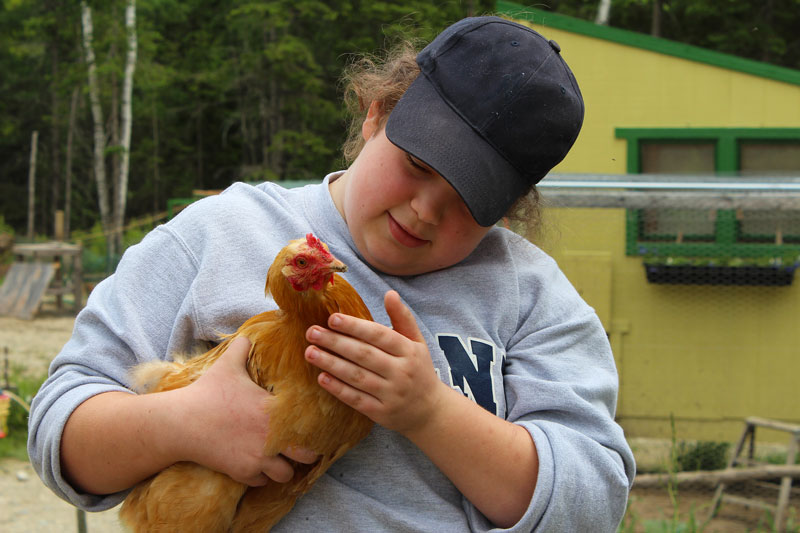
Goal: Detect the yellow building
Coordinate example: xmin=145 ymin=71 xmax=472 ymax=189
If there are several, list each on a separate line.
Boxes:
xmin=499 ymin=2 xmax=800 ymax=442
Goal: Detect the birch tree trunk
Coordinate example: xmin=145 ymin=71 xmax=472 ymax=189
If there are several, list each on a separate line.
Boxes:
xmin=80 ymin=0 xmax=137 ymax=263
xmin=595 ymin=0 xmax=611 ymax=25
xmin=80 ymin=1 xmax=111 ymax=244
xmin=114 ymin=0 xmax=137 ymax=256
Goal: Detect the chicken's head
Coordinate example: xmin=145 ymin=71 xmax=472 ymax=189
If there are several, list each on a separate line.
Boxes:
xmin=275 ymin=233 xmax=347 ymax=292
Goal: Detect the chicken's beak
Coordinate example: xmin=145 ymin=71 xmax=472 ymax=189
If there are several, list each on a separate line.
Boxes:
xmin=328 ymin=259 xmax=347 ymax=273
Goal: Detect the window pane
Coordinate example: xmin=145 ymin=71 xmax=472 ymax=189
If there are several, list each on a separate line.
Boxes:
xmin=739 ymin=210 xmax=800 ymax=243
xmin=641 ymin=209 xmax=716 ymax=240
xmin=640 ymin=143 xmax=717 ymax=239
xmin=641 ymin=142 xmax=715 ymax=174
xmin=740 ymin=142 xmax=800 ymax=174
xmin=739 ymin=142 xmax=800 ymax=242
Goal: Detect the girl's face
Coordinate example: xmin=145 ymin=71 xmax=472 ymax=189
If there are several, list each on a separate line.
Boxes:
xmin=329 ymin=105 xmax=491 ymax=276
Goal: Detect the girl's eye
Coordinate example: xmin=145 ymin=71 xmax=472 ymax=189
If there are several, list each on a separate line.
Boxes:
xmin=405 ymin=153 xmax=429 ymax=172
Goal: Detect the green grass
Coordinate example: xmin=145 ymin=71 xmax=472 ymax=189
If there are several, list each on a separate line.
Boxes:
xmin=0 ymin=423 xmax=29 ymax=461
xmin=762 ymin=450 xmax=800 ymax=466
xmin=0 ymin=367 xmax=45 ymax=461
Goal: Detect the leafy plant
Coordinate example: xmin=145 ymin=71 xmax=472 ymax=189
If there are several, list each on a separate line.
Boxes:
xmin=0 ymin=365 xmax=45 ymax=461
xmin=675 ymin=441 xmax=730 ymax=472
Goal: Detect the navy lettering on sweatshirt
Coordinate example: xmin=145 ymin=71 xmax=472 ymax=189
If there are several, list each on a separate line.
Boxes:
xmin=436 ymin=334 xmax=503 ymax=417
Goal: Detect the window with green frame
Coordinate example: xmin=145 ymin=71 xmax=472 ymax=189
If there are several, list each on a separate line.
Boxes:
xmin=617 ymin=128 xmax=800 ymax=259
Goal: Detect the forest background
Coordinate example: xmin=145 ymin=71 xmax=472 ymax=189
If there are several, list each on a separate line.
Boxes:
xmin=1 ymin=0 xmax=799 ymax=262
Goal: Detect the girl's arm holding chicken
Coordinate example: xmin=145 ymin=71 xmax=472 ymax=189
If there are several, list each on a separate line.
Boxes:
xmin=60 ymin=337 xmax=319 ymax=496
xmin=306 ymin=290 xmax=538 ymax=529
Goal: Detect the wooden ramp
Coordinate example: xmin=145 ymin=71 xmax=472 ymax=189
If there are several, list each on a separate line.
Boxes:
xmin=0 ymin=262 xmax=55 ymax=320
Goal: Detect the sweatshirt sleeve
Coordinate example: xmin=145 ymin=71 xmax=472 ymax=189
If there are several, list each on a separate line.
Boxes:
xmin=27 ymin=223 xmax=202 ymax=511
xmin=464 ymin=250 xmax=635 ymax=532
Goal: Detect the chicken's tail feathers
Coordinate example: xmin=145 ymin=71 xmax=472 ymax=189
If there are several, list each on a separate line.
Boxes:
xmin=121 ymin=463 xmax=247 ymax=532
xmin=129 ymin=359 xmax=187 ymax=393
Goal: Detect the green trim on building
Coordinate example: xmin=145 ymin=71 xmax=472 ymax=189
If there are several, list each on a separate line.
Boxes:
xmin=614 ymin=128 xmax=800 ymax=257
xmin=615 ymin=128 xmax=800 ymax=140
xmin=497 ymin=1 xmax=800 ymax=87
xmin=615 ymin=128 xmax=800 ymax=173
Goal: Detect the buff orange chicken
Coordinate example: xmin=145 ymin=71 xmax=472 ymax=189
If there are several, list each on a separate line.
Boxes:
xmin=119 ymin=234 xmax=374 ymax=532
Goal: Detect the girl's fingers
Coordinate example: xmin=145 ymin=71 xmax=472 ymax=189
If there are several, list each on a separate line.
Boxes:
xmin=321 ymin=291 xmax=422 ymax=356
xmin=320 ymin=314 xmax=411 ymax=360
xmin=330 ymin=314 xmax=403 ymax=354
xmin=306 ymin=324 xmax=392 ymax=376
xmin=260 ymin=456 xmax=294 ymax=484
xmin=305 ymin=344 xmax=383 ymax=395
xmin=281 ymin=445 xmax=319 ymax=465
xmin=221 ymin=336 xmax=253 ymax=367
xmin=314 ymin=368 xmax=383 ymax=417
xmin=383 ymin=290 xmax=425 ymax=342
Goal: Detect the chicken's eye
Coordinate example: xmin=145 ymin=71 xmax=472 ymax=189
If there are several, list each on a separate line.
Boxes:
xmin=295 ymin=256 xmax=308 ymax=268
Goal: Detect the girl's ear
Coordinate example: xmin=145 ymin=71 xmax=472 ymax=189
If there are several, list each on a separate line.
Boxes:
xmin=361 ymin=100 xmax=384 ymax=141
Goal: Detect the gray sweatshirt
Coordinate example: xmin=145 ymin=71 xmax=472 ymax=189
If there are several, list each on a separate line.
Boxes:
xmin=29 ymin=174 xmax=635 ymax=532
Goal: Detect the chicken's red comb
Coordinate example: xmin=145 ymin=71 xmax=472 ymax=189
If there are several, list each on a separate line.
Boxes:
xmin=306 ymin=233 xmax=333 ymax=260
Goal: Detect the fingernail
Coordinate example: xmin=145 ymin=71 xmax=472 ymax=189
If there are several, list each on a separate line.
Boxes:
xmin=319 ymin=373 xmax=331 ymax=385
xmin=330 ymin=315 xmax=342 ymax=327
xmin=308 ymin=327 xmax=320 ymax=341
xmin=306 ymin=347 xmax=318 ymax=360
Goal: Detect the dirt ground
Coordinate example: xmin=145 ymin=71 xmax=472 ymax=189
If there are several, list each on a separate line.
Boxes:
xmin=0 ymin=306 xmax=126 ymax=532
xmin=0 ymin=305 xmax=795 ymax=532
xmin=1 ymin=311 xmax=76 ymax=378
xmin=0 ymin=457 xmax=125 ymax=532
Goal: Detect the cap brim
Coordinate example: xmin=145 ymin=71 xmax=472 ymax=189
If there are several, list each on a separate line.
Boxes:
xmin=385 ymin=74 xmax=527 ymax=227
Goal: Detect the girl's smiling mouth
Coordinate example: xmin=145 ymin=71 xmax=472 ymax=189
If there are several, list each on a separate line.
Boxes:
xmin=387 ymin=213 xmax=429 ymax=248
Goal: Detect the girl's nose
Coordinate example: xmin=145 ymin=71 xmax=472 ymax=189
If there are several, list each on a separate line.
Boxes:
xmin=410 ymin=176 xmax=459 ymax=225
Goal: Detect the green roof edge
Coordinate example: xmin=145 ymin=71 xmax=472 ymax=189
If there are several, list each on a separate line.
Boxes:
xmin=496 ymin=0 xmax=800 ymax=87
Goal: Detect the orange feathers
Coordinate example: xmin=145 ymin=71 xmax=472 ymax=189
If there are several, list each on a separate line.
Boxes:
xmin=120 ymin=235 xmax=374 ymax=532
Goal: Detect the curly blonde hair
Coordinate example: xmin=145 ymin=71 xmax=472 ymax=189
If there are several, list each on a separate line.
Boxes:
xmin=339 ymin=41 xmax=543 ymax=238
xmin=340 ymin=41 xmax=421 ymax=164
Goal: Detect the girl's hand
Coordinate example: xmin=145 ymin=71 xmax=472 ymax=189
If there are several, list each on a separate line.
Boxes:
xmin=175 ymin=337 xmax=318 ymax=486
xmin=305 ymin=291 xmax=539 ymax=528
xmin=304 ymin=290 xmax=446 ymax=435
xmin=60 ymin=337 xmax=318 ymax=496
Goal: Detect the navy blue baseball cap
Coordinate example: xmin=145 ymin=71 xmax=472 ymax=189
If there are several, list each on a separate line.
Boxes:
xmin=386 ymin=16 xmax=584 ymax=226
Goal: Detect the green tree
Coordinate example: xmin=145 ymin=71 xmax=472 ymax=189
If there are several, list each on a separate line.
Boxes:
xmin=0 ymin=0 xmax=84 ymax=237
xmin=538 ymin=0 xmax=800 ymax=70
xmin=1 ymin=0 xmax=498 ymax=241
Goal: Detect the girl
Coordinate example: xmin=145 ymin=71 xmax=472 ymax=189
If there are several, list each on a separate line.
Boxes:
xmin=29 ymin=16 xmax=634 ymax=531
